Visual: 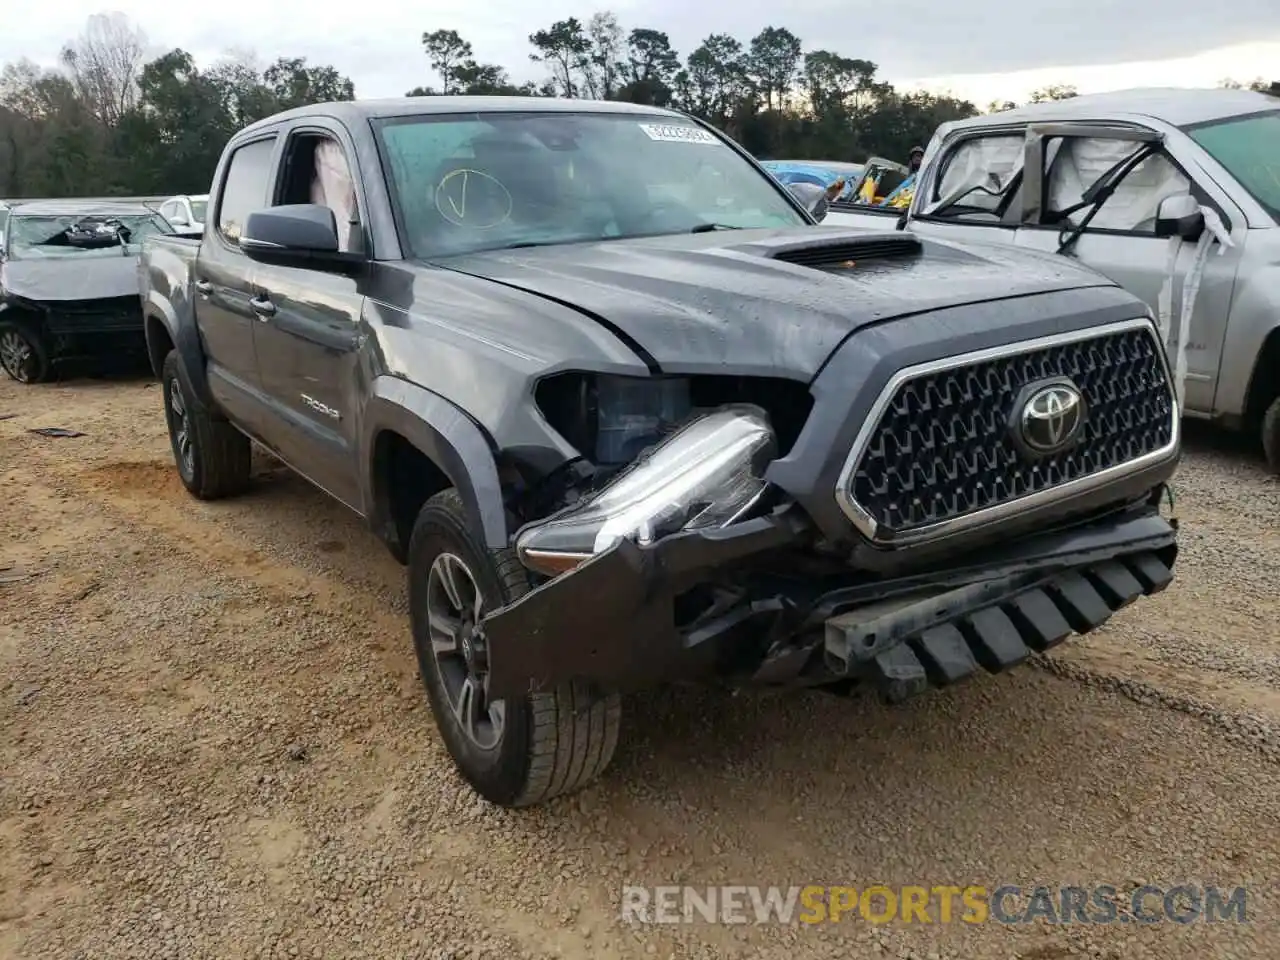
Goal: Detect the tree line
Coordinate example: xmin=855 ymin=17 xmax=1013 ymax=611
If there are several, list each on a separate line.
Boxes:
xmin=1 ymin=12 xmax=1275 ymax=201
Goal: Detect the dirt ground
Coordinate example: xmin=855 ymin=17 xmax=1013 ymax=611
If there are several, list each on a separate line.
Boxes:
xmin=1 ymin=371 xmax=1278 ymax=960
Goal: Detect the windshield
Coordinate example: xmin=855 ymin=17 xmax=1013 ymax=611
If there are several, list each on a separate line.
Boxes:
xmin=190 ymin=200 xmax=208 ymax=223
xmin=5 ymin=213 xmax=173 ymax=260
xmin=374 ymin=111 xmax=807 ymax=258
xmin=1184 ymin=109 xmax=1280 ymax=222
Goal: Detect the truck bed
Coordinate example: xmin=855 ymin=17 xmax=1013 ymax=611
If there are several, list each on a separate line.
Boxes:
xmin=138 ymin=234 xmax=200 ymax=320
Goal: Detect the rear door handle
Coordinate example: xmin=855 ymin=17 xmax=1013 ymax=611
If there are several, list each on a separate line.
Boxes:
xmin=194 ymin=280 xmax=213 ymax=296
xmin=249 ymin=295 xmax=277 ymax=320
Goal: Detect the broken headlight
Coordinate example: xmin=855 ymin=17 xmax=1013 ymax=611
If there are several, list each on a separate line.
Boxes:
xmin=516 ymin=405 xmax=777 ymax=575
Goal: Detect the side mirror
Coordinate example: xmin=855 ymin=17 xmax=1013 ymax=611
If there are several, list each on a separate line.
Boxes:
xmin=240 ymin=204 xmax=354 ymax=267
xmin=786 ymin=181 xmax=829 ymax=223
xmin=1155 ymin=194 xmax=1204 ymax=242
xmin=168 ymin=212 xmax=188 ymax=226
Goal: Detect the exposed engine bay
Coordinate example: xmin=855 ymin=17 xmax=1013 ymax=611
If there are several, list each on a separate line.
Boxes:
xmin=524 ymin=371 xmax=813 ymax=508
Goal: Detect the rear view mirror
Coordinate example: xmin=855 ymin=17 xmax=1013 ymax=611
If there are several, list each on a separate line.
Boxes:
xmin=786 ymin=181 xmax=829 ymax=223
xmin=1155 ymin=194 xmax=1204 ymax=242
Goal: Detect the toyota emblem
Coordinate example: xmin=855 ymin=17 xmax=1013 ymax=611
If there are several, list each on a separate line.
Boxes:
xmin=1013 ymin=379 xmax=1087 ymax=456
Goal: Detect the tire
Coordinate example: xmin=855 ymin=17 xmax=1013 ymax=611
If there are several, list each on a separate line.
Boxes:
xmin=408 ymin=488 xmax=622 ymax=807
xmin=1263 ymin=395 xmax=1280 ymax=477
xmin=0 ymin=320 xmax=51 ymax=384
xmin=161 ymin=349 xmax=252 ymax=499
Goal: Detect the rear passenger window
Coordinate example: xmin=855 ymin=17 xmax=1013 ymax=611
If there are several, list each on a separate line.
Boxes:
xmin=217 ymin=137 xmax=277 ymax=244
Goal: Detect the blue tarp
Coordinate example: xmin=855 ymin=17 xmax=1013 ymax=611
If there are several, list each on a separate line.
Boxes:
xmin=759 ymin=160 xmax=864 ymax=201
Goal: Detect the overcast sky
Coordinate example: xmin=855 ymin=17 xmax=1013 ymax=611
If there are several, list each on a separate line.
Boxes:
xmin=4 ymin=1 xmax=1280 ymax=106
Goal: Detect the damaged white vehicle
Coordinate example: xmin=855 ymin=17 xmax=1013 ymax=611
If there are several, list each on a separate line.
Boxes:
xmin=823 ymin=87 xmax=1280 ymax=473
xmin=0 ymin=200 xmax=175 ymax=383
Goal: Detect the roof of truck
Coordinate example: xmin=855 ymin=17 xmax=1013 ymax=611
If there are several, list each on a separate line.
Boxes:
xmin=976 ymin=87 xmax=1278 ymax=128
xmin=240 ymin=96 xmax=689 ymax=136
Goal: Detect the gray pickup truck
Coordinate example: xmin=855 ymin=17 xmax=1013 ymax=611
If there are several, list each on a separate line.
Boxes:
xmin=138 ymin=96 xmax=1180 ymax=808
xmin=824 ymin=88 xmax=1280 ymax=472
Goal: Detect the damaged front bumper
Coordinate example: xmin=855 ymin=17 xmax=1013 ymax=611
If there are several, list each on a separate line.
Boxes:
xmin=482 ymin=503 xmax=1177 ymax=703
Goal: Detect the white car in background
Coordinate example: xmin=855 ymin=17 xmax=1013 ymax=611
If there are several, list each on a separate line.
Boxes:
xmin=157 ymin=194 xmax=208 ymax=231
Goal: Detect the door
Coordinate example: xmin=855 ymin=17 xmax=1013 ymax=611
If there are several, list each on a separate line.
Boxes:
xmin=248 ymin=124 xmax=366 ymax=510
xmin=196 ymin=134 xmax=280 ymax=432
xmin=1014 ymin=125 xmax=1246 ymax=416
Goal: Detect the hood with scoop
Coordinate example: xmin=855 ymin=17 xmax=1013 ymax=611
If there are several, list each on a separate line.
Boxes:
xmin=434 ymin=227 xmax=1116 ymax=378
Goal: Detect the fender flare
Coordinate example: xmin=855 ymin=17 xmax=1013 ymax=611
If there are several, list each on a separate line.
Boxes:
xmin=362 ymin=377 xmax=508 ymax=551
xmin=142 ymin=290 xmax=217 ymax=410
xmin=1242 ymin=324 xmax=1280 ymax=422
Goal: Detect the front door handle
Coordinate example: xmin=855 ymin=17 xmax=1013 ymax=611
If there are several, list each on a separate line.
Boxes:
xmin=249 ymin=295 xmax=277 ymax=320
xmin=194 ymin=279 xmax=213 ymax=296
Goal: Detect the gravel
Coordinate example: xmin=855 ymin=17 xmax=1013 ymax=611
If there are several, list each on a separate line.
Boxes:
xmin=1 ymin=376 xmax=1277 ymax=959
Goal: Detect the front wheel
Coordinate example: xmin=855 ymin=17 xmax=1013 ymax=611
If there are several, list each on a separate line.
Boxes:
xmin=1262 ymin=396 xmax=1280 ymax=477
xmin=0 ymin=321 xmax=50 ymax=384
xmin=408 ymin=489 xmax=621 ymax=807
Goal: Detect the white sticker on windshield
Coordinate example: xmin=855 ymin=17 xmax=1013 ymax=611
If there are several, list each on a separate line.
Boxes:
xmin=638 ymin=123 xmax=719 ymax=145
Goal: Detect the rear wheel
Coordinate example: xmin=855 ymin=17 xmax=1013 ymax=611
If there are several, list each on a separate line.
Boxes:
xmin=408 ymin=489 xmax=621 ymax=807
xmin=161 ymin=350 xmax=252 ymax=499
xmin=1262 ymin=396 xmax=1280 ymax=476
xmin=0 ymin=321 xmax=50 ymax=384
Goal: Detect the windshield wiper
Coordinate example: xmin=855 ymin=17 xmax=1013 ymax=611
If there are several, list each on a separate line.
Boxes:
xmin=1055 ymin=143 xmax=1157 ymax=255
xmin=477 ymin=235 xmax=604 ymax=252
xmin=688 ymin=222 xmax=741 ymax=233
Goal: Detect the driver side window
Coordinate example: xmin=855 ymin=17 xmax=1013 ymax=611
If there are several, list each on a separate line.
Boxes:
xmin=1045 ymin=137 xmax=1191 ymax=234
xmin=929 ymin=134 xmax=1025 ymax=222
xmin=276 ymin=131 xmax=361 ymax=253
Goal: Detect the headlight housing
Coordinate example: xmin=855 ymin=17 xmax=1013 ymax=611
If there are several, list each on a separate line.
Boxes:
xmin=516 ymin=405 xmax=777 ymax=575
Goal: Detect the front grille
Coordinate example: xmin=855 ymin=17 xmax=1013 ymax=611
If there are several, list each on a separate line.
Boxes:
xmin=843 ymin=321 xmax=1175 ymax=542
xmin=45 ymin=296 xmax=143 ymax=334
xmin=51 ymin=295 xmax=139 ymax=316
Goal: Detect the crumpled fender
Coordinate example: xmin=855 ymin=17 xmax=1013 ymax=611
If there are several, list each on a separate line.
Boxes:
xmin=483 ymin=509 xmax=805 ymax=699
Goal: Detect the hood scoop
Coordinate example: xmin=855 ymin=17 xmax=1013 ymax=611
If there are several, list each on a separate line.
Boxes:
xmin=765 ymin=233 xmax=922 ymax=270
